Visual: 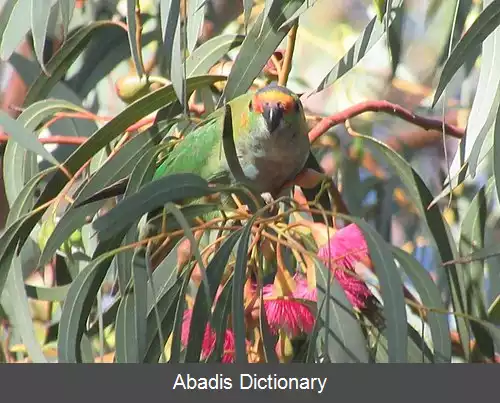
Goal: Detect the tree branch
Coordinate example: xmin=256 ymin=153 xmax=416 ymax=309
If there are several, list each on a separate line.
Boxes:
xmin=308 ymin=100 xmax=465 ymax=144
xmin=0 ymin=134 xmax=87 ymax=145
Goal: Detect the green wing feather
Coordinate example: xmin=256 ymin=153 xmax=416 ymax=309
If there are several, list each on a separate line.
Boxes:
xmin=153 ymin=93 xmax=253 ymax=184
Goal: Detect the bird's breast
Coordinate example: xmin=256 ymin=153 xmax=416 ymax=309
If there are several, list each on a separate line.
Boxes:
xmin=234 ymin=126 xmax=310 ymax=194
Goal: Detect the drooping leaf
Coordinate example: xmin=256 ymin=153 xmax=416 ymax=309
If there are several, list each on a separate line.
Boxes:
xmin=59 ymin=0 xmax=76 ymax=39
xmin=0 ymin=111 xmax=60 ymax=166
xmin=92 ymin=174 xmax=215 ymax=240
xmin=185 ymin=230 xmax=243 ymax=362
xmin=432 ymin=0 xmax=500 ymax=106
xmin=186 ymin=34 xmax=245 ymax=77
xmin=222 ymin=0 xmax=305 ymax=102
xmin=461 ymin=180 xmax=495 ymax=360
xmin=23 ymin=20 xmax=127 ymax=106
xmin=310 ymin=1 xmax=403 ymax=96
xmin=0 ymin=0 xmax=32 ymax=61
xmin=360 ymin=134 xmax=471 ymax=361
xmin=187 ymin=0 xmax=206 ymax=52
xmin=232 ymin=216 xmax=258 ymax=363
xmin=30 ymin=0 xmax=56 ymax=74
xmin=313 ymin=257 xmax=370 ymax=363
xmin=58 ymin=232 xmax=130 ymax=363
xmin=336 ymin=215 xmax=408 ymax=363
xmin=392 ymin=247 xmax=452 ymax=363
xmin=38 ymin=132 xmax=155 ymax=269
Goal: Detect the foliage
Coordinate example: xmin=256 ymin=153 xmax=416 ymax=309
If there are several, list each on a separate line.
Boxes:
xmin=0 ymin=0 xmax=499 ymax=364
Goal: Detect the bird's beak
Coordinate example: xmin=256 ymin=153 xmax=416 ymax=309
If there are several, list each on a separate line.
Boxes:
xmin=262 ymin=103 xmax=283 ymax=133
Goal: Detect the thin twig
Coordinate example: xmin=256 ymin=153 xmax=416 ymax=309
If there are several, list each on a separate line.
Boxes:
xmin=135 ymin=0 xmax=146 ymax=76
xmin=278 ymin=21 xmax=298 ymax=86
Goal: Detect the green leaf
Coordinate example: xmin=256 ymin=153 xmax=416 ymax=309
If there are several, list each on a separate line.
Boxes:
xmin=186 ymin=34 xmax=245 ymax=77
xmin=460 ymin=180 xmax=495 ymax=360
xmin=6 ymin=170 xmax=47 ymax=228
xmin=208 ymin=276 xmax=233 ymax=362
xmin=232 ymin=216 xmax=257 ymax=363
xmin=432 ymin=0 xmax=500 ymax=106
xmin=22 ymin=75 xmax=225 ymax=263
xmin=59 ymin=0 xmax=76 ymax=38
xmin=170 ymin=14 xmax=186 ymax=107
xmin=222 ymin=0 xmax=305 ymax=102
xmin=278 ymin=0 xmax=319 ymax=29
xmin=0 ymin=0 xmax=18 ymax=54
xmin=115 ymin=145 xmax=160 ymax=291
xmin=310 ymin=2 xmax=403 ymax=95
xmin=242 ymin=0 xmax=253 ymax=32
xmin=58 ymin=232 xmax=129 ymax=363
xmin=35 ymin=75 xmax=225 ymax=208
xmin=30 ymin=0 xmax=55 ymax=74
xmin=0 ymin=0 xmax=31 ymax=61
xmin=38 ymin=132 xmax=155 ymax=269
xmin=143 ymin=274 xmax=186 ymax=363
xmin=67 ymin=25 xmax=157 ymax=98
xmin=92 ymin=174 xmax=215 ymax=240
xmin=391 ymin=247 xmax=452 ymax=363
xmin=0 ymin=169 xmax=52 ymax=296
xmin=386 ymin=0 xmax=403 ymax=75
xmin=185 ymin=230 xmax=243 ymax=362
xmin=115 ymin=246 xmax=149 ymax=363
xmin=160 ymin=0 xmax=181 ymax=76
xmin=169 ymin=264 xmax=192 ymax=363
xmin=372 ymin=322 xmax=435 ymax=363
xmin=360 ymin=134 xmax=471 ymax=361
xmin=489 ymin=295 xmax=500 ymax=324
xmin=187 ymin=0 xmax=205 ymax=52
xmin=126 ymin=0 xmax=145 ymax=77
xmin=260 ymin=0 xmax=275 ymax=36
xmin=314 ymin=258 xmax=370 ymax=363
xmin=0 ymin=111 xmax=60 ymax=166
xmin=337 ymin=215 xmax=408 ymax=363
xmin=23 ymin=20 xmax=126 ymax=106
xmin=8 ymin=53 xmax=99 ymax=138
xmin=3 ymin=254 xmax=47 ymax=362
xmin=25 ymin=283 xmax=70 ymax=301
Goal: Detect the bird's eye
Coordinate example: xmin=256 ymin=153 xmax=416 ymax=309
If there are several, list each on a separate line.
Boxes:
xmin=248 ymin=100 xmax=253 ymax=110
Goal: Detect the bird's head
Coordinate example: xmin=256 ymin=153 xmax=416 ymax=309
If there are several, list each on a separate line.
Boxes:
xmin=248 ymin=83 xmax=305 ymax=133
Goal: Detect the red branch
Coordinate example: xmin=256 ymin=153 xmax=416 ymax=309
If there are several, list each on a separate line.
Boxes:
xmin=0 ymin=133 xmax=87 ymax=145
xmin=308 ymin=100 xmax=465 ymax=144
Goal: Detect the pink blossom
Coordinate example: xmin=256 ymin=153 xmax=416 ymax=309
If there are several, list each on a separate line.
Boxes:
xmin=317 ymin=223 xmax=374 ymax=310
xmin=291 ymin=273 xmax=317 ymax=301
xmin=181 ymin=309 xmax=236 ymax=363
xmin=261 ymin=275 xmax=316 ymax=337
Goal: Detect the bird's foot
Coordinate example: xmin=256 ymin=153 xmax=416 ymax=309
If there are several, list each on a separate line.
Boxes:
xmin=260 ymin=192 xmax=275 ymax=205
xmin=260 ymin=192 xmax=279 ymax=215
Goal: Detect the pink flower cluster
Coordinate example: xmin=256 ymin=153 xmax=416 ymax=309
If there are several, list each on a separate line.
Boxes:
xmin=317 ymin=223 xmax=374 ymax=310
xmin=181 ymin=309 xmax=236 ymax=363
xmin=262 ymin=224 xmax=376 ymax=338
xmin=180 ymin=224 xmax=376 ymax=361
xmin=262 ymin=274 xmax=316 ymax=337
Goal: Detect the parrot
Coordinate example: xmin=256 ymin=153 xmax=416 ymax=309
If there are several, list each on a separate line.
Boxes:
xmin=78 ymin=83 xmax=311 ymax=208
xmin=152 ymin=82 xmax=310 ymax=196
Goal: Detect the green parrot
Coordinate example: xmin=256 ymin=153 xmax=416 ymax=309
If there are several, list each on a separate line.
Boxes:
xmin=153 ymin=83 xmax=310 ymax=196
xmin=79 ymin=83 xmax=311 ymax=207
